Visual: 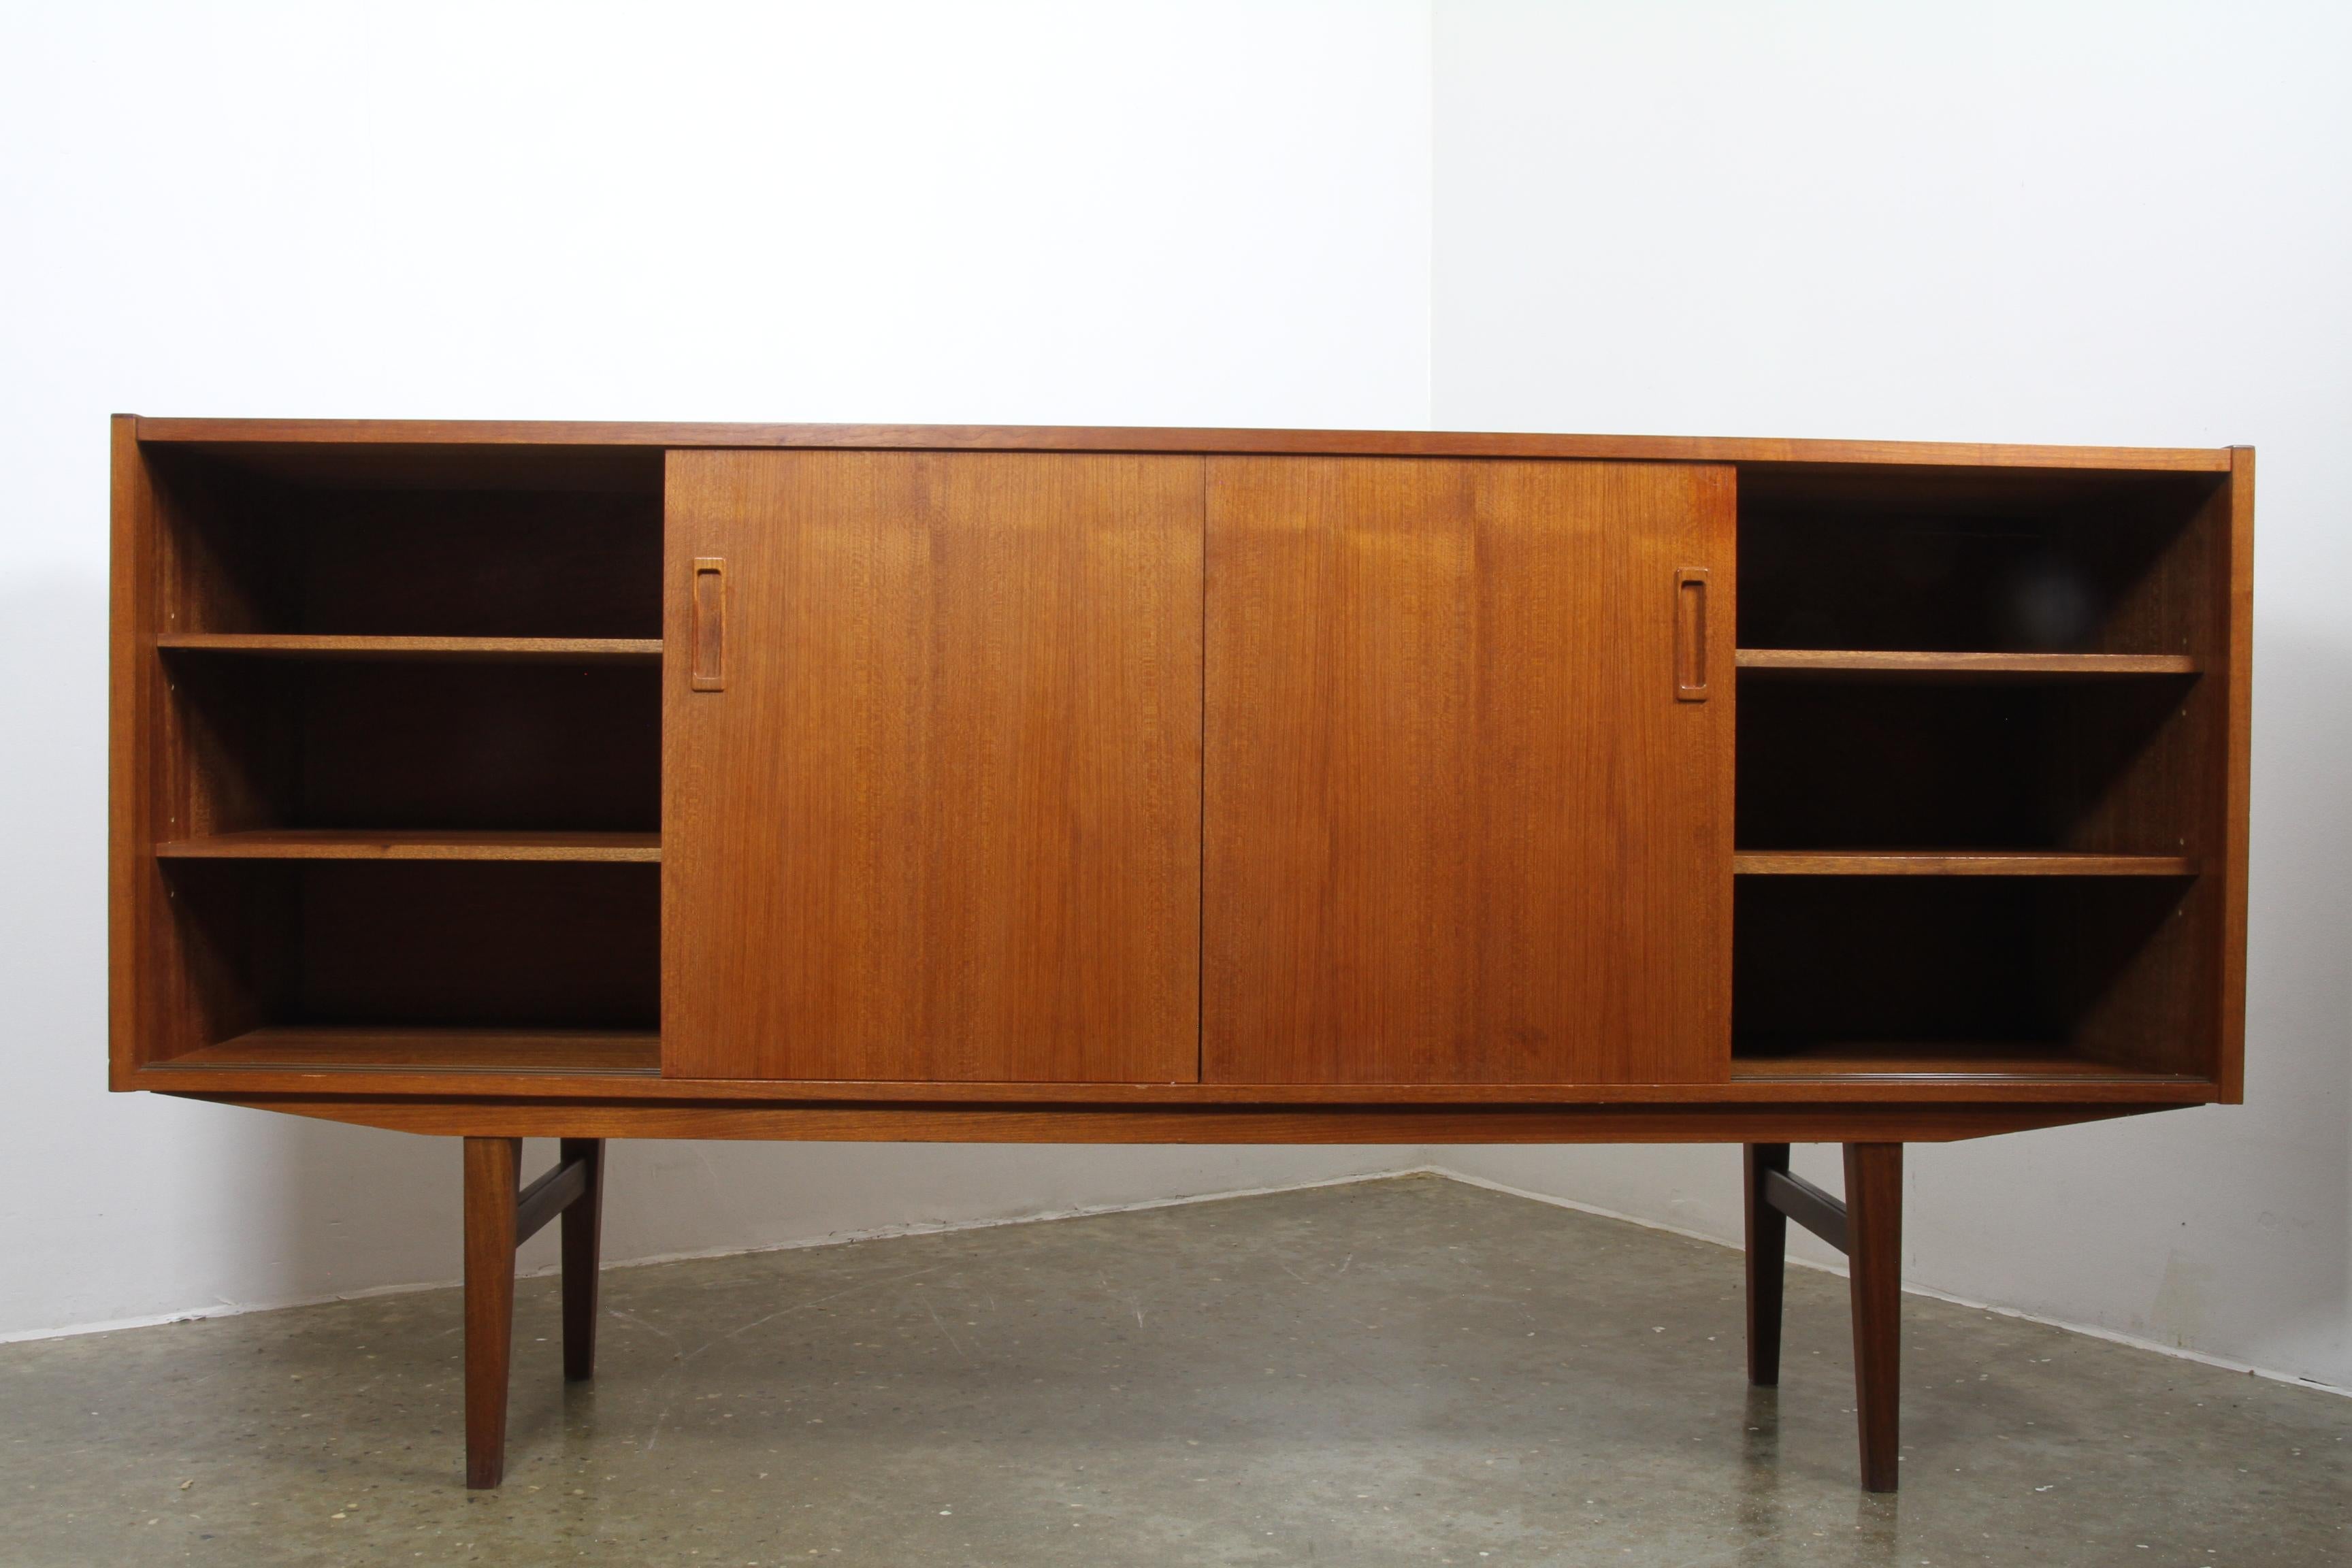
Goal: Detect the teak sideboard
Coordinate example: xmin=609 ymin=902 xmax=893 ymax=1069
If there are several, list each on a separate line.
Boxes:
xmin=109 ymin=417 xmax=2252 ymax=1494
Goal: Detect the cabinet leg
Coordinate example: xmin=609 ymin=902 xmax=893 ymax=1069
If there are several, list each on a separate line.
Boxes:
xmin=559 ymin=1139 xmax=605 ymax=1382
xmin=1744 ymin=1143 xmax=1791 ymax=1386
xmin=463 ymin=1137 xmax=521 ymax=1490
xmin=1844 ymin=1142 xmax=1904 ymax=1494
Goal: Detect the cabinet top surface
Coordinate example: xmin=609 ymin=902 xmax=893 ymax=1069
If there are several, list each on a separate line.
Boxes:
xmin=127 ymin=416 xmax=2237 ymax=474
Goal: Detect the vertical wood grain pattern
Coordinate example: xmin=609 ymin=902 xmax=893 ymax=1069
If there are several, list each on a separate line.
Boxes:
xmin=1203 ymin=458 xmax=1735 ymax=1084
xmin=664 ymin=451 xmax=1203 ymax=1083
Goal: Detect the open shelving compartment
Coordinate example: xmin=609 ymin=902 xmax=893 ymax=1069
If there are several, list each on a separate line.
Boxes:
xmin=1730 ymin=461 xmax=2234 ymax=1083
xmin=126 ymin=434 xmax=666 ymax=1078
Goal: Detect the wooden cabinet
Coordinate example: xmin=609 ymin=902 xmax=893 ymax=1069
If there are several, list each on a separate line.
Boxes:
xmin=108 ymin=418 xmax=2253 ymax=1492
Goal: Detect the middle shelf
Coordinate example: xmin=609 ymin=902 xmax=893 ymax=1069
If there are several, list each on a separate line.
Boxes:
xmin=157 ymin=633 xmax=662 ymax=664
xmin=1735 ymin=851 xmax=2193 ymax=877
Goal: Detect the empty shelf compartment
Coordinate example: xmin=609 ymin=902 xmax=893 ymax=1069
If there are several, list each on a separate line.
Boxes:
xmin=1733 ymin=874 xmax=2212 ymax=1078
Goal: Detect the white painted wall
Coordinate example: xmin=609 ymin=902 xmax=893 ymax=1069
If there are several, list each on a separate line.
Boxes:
xmin=0 ymin=0 xmax=1432 ymax=1339
xmin=1431 ymin=1 xmax=2352 ymax=1387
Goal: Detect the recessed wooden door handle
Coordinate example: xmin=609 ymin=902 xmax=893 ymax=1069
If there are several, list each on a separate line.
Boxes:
xmin=1675 ymin=567 xmax=1709 ymax=702
xmin=691 ymin=557 xmax=725 ymax=691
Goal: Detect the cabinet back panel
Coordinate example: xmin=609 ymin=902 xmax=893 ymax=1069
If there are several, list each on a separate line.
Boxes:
xmin=289 ymin=490 xmax=662 ymax=637
xmin=1737 ymin=470 xmax=2219 ymax=655
xmin=297 ymin=663 xmax=660 ymax=831
xmin=165 ymin=659 xmax=660 ymax=834
xmin=297 ymin=862 xmax=657 ymax=1029
xmin=144 ymin=449 xmax=661 ymax=638
xmin=1736 ymin=677 xmax=2191 ymax=851
xmin=161 ymin=860 xmax=658 ymax=1036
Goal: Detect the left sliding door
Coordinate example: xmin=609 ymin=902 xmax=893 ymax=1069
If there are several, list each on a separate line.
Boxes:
xmin=662 ymin=451 xmax=1204 ymax=1083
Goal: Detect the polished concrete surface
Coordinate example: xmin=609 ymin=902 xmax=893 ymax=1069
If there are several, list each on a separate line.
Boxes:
xmin=3 ymin=1173 xmax=2346 ymax=1566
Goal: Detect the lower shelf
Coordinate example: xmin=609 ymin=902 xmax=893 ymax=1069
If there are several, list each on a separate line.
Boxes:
xmin=1733 ymin=851 xmax=2194 ymax=877
xmin=157 ymin=1028 xmax=662 ymax=1077
xmin=1731 ymin=1042 xmax=2202 ymax=1081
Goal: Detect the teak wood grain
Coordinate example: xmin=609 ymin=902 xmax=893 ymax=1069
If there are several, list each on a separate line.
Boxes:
xmin=1203 ymin=458 xmax=1735 ymax=1084
xmin=2215 ymin=450 xmax=2254 ymax=1102
xmin=129 ymin=1051 xmax=2208 ymax=1101
xmin=161 ymin=1027 xmax=662 ymax=1075
xmin=461 ymin=1137 xmax=519 ymax=1489
xmin=662 ymin=450 xmax=1203 ymax=1083
xmin=156 ymin=829 xmax=660 ymax=862
xmin=1845 ymin=1143 xmax=1904 ymax=1491
xmin=133 ymin=416 xmax=2235 ymax=474
xmin=1734 ymin=649 xmax=2200 ymax=679
xmin=112 ymin=415 xmax=2252 ymax=1113
xmin=1731 ymin=851 xmax=2194 ymax=877
xmin=154 ymin=633 xmax=661 ymax=662
xmin=175 ymin=1092 xmax=2170 ymax=1145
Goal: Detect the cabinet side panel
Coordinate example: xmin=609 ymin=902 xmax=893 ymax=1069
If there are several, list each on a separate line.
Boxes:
xmin=113 ymin=421 xmax=231 ymax=1073
xmin=110 ymin=417 xmax=153 ymax=1079
xmin=663 ymin=450 xmax=1204 ymax=1083
xmin=1203 ymin=458 xmax=1734 ymax=1084
xmin=2216 ymin=449 xmax=2253 ymax=1101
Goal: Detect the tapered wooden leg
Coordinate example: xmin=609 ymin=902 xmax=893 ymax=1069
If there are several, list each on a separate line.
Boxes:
xmin=1844 ymin=1142 xmax=1904 ymax=1494
xmin=559 ymin=1138 xmax=605 ymax=1382
xmin=463 ymin=1137 xmax=521 ymax=1490
xmin=1744 ymin=1143 xmax=1791 ymax=1386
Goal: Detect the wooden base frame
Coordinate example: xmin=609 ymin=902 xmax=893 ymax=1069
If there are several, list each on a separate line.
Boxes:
xmin=463 ymin=1137 xmax=604 ymax=1488
xmin=1745 ymin=1141 xmax=1904 ymax=1492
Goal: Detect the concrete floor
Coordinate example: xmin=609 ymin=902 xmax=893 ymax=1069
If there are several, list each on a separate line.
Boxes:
xmin=2 ymin=1174 xmax=2346 ymax=1567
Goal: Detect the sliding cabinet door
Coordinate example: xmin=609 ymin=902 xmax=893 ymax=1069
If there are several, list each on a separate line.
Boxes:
xmin=663 ymin=451 xmax=1202 ymax=1083
xmin=1203 ymin=458 xmax=1734 ymax=1084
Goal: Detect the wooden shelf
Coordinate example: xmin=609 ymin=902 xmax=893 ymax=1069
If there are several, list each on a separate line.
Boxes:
xmin=1733 ymin=1041 xmax=2204 ymax=1082
xmin=154 ymin=1027 xmax=661 ymax=1077
xmin=1735 ymin=851 xmax=2195 ymax=877
xmin=155 ymin=634 xmax=662 ymax=664
xmin=158 ymin=830 xmax=660 ymax=863
xmin=1736 ymin=649 xmax=2199 ymax=680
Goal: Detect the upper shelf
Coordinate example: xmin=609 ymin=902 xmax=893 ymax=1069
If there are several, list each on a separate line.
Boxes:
xmin=1736 ymin=650 xmax=2200 ymax=681
xmin=158 ymin=830 xmax=660 ymax=863
xmin=155 ymin=634 xmax=662 ymax=664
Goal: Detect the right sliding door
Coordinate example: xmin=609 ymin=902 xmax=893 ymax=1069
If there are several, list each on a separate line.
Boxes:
xmin=1203 ymin=457 xmax=1735 ymax=1085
